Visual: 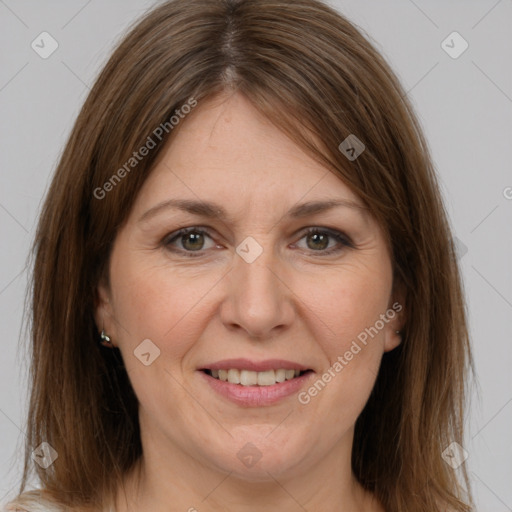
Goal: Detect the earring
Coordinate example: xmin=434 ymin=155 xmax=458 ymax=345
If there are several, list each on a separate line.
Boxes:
xmin=100 ymin=330 xmax=114 ymax=348
xmin=395 ymin=330 xmax=401 ymax=335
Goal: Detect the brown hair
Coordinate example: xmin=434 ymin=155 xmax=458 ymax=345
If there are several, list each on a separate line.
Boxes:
xmin=10 ymin=0 xmax=473 ymax=510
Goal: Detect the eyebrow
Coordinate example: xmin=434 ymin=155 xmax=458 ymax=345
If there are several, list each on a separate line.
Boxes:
xmin=137 ymin=198 xmax=369 ymax=224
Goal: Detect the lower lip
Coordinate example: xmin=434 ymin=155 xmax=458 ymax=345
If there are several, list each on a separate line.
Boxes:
xmin=199 ymin=370 xmax=314 ymax=407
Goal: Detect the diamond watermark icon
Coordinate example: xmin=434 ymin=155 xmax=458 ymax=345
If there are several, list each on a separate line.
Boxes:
xmin=441 ymin=441 xmax=469 ymax=469
xmin=441 ymin=31 xmax=468 ymax=59
xmin=237 ymin=442 xmax=263 ymax=468
xmin=31 ymin=31 xmax=59 ymax=59
xmin=31 ymin=442 xmax=58 ymax=469
xmin=236 ymin=236 xmax=263 ymax=263
xmin=134 ymin=338 xmax=161 ymax=366
xmin=453 ymin=236 xmax=468 ymax=260
xmin=338 ymin=134 xmax=365 ymax=161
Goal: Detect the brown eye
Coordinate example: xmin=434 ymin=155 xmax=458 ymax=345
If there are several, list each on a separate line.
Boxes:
xmin=306 ymin=232 xmax=329 ymax=251
xmin=294 ymin=228 xmax=353 ymax=256
xmin=164 ymin=227 xmax=216 ymax=256
xmin=181 ymin=231 xmax=205 ymax=251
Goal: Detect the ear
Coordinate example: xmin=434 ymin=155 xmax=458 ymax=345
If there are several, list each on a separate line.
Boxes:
xmin=383 ymin=277 xmax=406 ymax=353
xmin=94 ymin=277 xmax=117 ymax=348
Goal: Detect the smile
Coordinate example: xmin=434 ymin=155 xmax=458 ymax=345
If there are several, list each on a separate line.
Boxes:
xmin=203 ymin=368 xmax=311 ymax=386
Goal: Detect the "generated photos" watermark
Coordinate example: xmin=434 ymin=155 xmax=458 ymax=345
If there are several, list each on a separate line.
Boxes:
xmin=93 ymin=97 xmax=197 ymax=200
xmin=298 ymin=301 xmax=402 ymax=404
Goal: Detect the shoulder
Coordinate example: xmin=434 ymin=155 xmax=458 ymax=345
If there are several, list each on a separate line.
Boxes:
xmin=2 ymin=491 xmax=112 ymax=512
xmin=2 ymin=490 xmax=66 ymax=512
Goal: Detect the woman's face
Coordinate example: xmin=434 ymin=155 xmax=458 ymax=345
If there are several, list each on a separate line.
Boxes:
xmin=96 ymin=92 xmax=404 ymax=482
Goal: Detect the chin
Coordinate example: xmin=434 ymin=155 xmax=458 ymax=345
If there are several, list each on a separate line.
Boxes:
xmin=202 ymin=434 xmax=310 ymax=481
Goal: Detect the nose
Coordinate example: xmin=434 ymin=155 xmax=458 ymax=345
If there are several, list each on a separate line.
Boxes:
xmin=219 ymin=242 xmax=295 ymax=340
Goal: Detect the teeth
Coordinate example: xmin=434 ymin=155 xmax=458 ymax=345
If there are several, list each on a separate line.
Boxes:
xmin=209 ymin=368 xmax=305 ymax=386
xmin=275 ymin=369 xmax=286 ymax=382
xmin=240 ymin=370 xmax=258 ymax=386
xmin=227 ymin=369 xmax=240 ymax=384
xmin=257 ymin=370 xmax=276 ymax=386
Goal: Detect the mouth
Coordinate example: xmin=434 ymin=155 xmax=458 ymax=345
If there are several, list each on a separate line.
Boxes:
xmin=201 ymin=368 xmax=313 ymax=386
xmin=198 ymin=359 xmax=315 ymax=407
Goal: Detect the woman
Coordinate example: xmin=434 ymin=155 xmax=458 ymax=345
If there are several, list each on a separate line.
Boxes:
xmin=4 ymin=0 xmax=474 ymax=510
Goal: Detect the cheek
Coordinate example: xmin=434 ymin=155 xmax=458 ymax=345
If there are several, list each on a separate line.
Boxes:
xmin=109 ymin=252 xmax=223 ymax=354
xmin=294 ymin=265 xmax=392 ymax=431
xmin=295 ymin=263 xmax=392 ymax=353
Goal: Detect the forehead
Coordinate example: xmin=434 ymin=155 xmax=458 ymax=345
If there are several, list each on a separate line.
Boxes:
xmin=132 ymin=92 xmax=366 ymax=216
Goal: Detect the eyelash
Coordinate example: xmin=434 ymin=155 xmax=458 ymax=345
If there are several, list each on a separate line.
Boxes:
xmin=162 ymin=226 xmax=354 ymax=258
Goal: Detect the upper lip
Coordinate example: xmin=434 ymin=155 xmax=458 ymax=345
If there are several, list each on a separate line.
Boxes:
xmin=200 ymin=358 xmax=312 ymax=372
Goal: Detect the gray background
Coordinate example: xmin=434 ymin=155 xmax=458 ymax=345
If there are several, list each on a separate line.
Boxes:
xmin=1 ymin=0 xmax=511 ymax=509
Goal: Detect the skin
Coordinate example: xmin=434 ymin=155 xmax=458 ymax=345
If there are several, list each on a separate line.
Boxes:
xmin=95 ymin=91 xmax=405 ymax=512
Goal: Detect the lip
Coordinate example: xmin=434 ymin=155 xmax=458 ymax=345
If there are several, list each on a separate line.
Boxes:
xmin=199 ymin=368 xmax=315 ymax=407
xmin=199 ymin=358 xmax=311 ymax=372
